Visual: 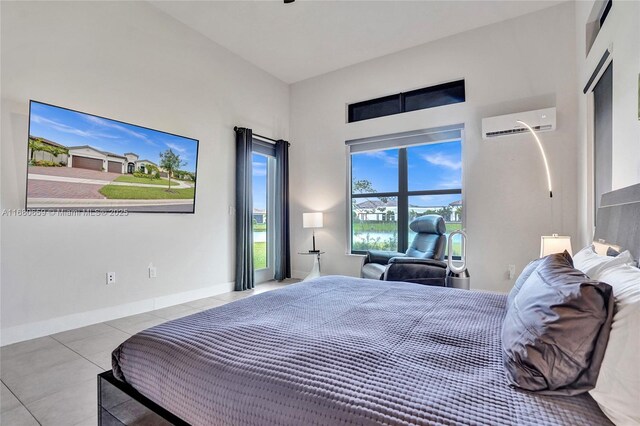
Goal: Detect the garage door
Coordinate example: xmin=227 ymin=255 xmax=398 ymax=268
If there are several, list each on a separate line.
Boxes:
xmin=72 ymin=156 xmax=103 ymax=171
xmin=107 ymin=161 xmax=122 ymax=174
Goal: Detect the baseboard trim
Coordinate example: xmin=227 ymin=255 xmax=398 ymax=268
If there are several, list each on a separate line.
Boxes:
xmin=0 ymin=281 xmax=234 ymax=346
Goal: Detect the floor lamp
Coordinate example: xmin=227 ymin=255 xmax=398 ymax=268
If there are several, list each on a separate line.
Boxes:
xmin=516 ymin=120 xmax=553 ymax=198
xmin=517 ymin=120 xmax=572 ymax=256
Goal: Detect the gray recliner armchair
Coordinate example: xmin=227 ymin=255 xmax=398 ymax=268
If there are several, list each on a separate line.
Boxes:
xmin=361 ymin=215 xmax=447 ymax=286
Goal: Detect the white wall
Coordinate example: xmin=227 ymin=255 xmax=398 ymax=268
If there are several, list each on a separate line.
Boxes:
xmin=0 ymin=1 xmax=289 ymax=345
xmin=289 ymin=2 xmax=578 ymax=292
xmin=575 ymin=1 xmax=640 ymax=247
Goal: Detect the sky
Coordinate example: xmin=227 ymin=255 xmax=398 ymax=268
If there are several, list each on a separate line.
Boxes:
xmin=351 ymin=140 xmax=462 ymax=207
xmin=29 ymin=101 xmax=198 ymax=172
xmin=253 ymin=153 xmax=268 ymax=211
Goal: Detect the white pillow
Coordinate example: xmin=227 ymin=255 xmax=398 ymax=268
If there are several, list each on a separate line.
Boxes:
xmin=589 ymin=264 xmax=640 ymax=425
xmin=572 ymin=245 xmax=634 ymax=279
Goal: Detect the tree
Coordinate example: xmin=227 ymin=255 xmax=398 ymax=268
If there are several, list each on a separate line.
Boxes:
xmin=434 ymin=206 xmax=452 ymax=221
xmin=145 ymin=164 xmax=160 ymax=179
xmin=159 ymin=149 xmax=186 ymax=191
xmin=352 ymin=179 xmax=375 ymax=194
xmin=453 ymin=206 xmax=462 ymax=222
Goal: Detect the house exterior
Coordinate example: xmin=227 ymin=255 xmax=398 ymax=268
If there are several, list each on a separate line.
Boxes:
xmin=66 ymin=146 xmax=127 ymax=173
xmin=354 ymin=199 xmax=462 ymax=223
xmin=58 ymin=146 xmax=173 ymax=176
xmin=124 ymin=152 xmax=139 ymax=174
xmin=253 ymin=208 xmax=266 ymax=224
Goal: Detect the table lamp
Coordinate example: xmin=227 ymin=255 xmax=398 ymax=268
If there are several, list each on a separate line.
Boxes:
xmin=303 ymin=212 xmax=323 ymax=253
xmin=540 ymin=234 xmax=572 ymax=257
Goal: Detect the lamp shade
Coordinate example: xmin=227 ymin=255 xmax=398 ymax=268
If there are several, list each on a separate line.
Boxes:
xmin=303 ymin=212 xmax=323 ymax=229
xmin=540 ymin=235 xmax=572 ymax=257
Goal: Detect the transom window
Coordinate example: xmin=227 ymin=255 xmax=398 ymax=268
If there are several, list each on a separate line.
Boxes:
xmin=348 ymin=127 xmax=463 ymax=257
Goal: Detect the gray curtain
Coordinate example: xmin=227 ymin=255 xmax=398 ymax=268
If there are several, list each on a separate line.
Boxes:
xmin=234 ymin=127 xmax=254 ymax=291
xmin=274 ymin=140 xmax=291 ymax=280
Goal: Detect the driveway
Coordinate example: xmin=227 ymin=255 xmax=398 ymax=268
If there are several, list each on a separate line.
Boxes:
xmin=27 ymin=180 xmax=105 ymax=199
xmin=28 ymin=166 xmax=122 ymax=181
xmin=27 ymin=166 xmax=192 ymax=201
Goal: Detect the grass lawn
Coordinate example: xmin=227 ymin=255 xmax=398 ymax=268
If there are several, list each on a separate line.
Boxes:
xmin=99 ymin=185 xmax=195 ymax=200
xmin=253 ymin=241 xmax=267 ymax=270
xmin=114 ymin=175 xmax=177 ymax=186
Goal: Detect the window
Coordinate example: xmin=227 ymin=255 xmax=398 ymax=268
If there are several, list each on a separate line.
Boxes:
xmin=348 ymin=80 xmax=465 ymax=123
xmin=349 ymin=129 xmax=463 ymax=257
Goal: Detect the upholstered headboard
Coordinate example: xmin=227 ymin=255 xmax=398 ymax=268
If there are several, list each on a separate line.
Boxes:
xmin=593 ymin=183 xmax=640 ymax=263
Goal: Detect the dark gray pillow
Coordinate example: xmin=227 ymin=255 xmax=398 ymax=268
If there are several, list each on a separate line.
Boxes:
xmin=506 ymin=258 xmax=543 ymax=309
xmin=606 ymin=246 xmax=621 ymax=257
xmin=501 ymin=252 xmax=614 ymax=395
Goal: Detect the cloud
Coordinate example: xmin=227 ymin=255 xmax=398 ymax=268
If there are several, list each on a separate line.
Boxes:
xmin=437 ymin=179 xmax=462 ymax=189
xmin=31 ymin=115 xmax=117 ymax=139
xmin=414 ymin=195 xmax=437 ymax=204
xmin=362 ymin=150 xmax=398 ymax=167
xmin=165 ymin=142 xmax=186 ymax=153
xmin=252 ymin=161 xmax=267 ymax=177
xmin=83 ymin=115 xmax=158 ymax=146
xmin=422 ymin=152 xmax=461 ymax=170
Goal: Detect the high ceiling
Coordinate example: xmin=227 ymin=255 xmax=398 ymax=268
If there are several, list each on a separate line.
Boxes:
xmin=151 ymin=1 xmax=566 ymax=83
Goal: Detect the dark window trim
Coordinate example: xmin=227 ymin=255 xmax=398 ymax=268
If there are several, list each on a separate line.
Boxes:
xmin=599 ymin=0 xmax=612 ymax=28
xmin=350 ymin=145 xmax=462 ymax=255
xmin=348 ymin=80 xmax=465 ymax=123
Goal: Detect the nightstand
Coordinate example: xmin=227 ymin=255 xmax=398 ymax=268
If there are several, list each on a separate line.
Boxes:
xmin=298 ymin=251 xmax=325 ymax=281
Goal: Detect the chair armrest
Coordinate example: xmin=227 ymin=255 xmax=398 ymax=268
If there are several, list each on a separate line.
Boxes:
xmin=384 ymin=258 xmax=447 ymax=286
xmin=365 ymin=250 xmax=406 ymax=265
xmin=388 ymin=257 xmax=447 ymax=268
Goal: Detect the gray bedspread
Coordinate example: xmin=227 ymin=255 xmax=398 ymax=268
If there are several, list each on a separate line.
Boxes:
xmin=112 ymin=276 xmax=612 ymax=426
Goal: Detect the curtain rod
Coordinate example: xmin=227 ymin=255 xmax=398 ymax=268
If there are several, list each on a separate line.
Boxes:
xmin=234 ymin=126 xmax=289 ymax=146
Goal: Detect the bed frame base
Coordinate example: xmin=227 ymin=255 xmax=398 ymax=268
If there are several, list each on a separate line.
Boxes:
xmin=98 ymin=370 xmax=189 ymax=425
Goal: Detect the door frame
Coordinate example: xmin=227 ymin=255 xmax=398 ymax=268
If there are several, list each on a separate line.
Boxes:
xmin=253 ymin=152 xmax=277 ymax=284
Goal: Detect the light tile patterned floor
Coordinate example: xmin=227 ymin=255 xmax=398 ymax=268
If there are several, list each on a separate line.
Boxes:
xmin=0 ymin=280 xmax=296 ymax=425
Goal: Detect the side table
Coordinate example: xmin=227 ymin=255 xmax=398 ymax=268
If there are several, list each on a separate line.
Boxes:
xmin=298 ymin=251 xmax=325 ymax=281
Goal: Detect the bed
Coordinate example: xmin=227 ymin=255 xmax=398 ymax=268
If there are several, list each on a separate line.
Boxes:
xmin=99 ymin=183 xmax=640 ymax=425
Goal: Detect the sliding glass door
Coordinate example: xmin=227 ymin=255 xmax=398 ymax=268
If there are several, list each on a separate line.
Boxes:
xmin=252 ymin=151 xmax=276 ymax=283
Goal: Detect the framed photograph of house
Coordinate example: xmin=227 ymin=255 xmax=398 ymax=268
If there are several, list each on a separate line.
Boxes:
xmin=26 ymin=101 xmax=199 ymax=213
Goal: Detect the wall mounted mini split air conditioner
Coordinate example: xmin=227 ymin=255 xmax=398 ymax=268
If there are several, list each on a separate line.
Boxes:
xmin=481 ymin=107 xmax=556 ymax=139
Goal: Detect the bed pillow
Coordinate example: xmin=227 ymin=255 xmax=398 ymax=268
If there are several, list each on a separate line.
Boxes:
xmin=592 ymin=241 xmax=622 ymax=256
xmin=501 ymin=252 xmax=614 ymax=395
xmin=572 ymin=245 xmax=633 ymax=279
xmin=605 ymin=246 xmax=621 ymax=257
xmin=589 ymin=264 xmax=640 ymax=425
xmin=506 ymin=258 xmax=543 ymax=309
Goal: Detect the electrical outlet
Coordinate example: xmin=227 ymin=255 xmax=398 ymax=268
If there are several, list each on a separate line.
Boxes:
xmin=508 ymin=265 xmax=516 ymax=280
xmin=106 ymin=272 xmax=116 ymax=285
xmin=148 ymin=264 xmax=157 ymax=278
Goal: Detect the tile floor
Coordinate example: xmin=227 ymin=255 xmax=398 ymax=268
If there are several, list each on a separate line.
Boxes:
xmin=0 ymin=280 xmax=295 ymax=425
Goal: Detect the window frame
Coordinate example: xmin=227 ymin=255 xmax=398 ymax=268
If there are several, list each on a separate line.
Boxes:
xmin=347 ymin=128 xmax=464 ymax=257
xmin=347 ymin=80 xmax=465 ymax=123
